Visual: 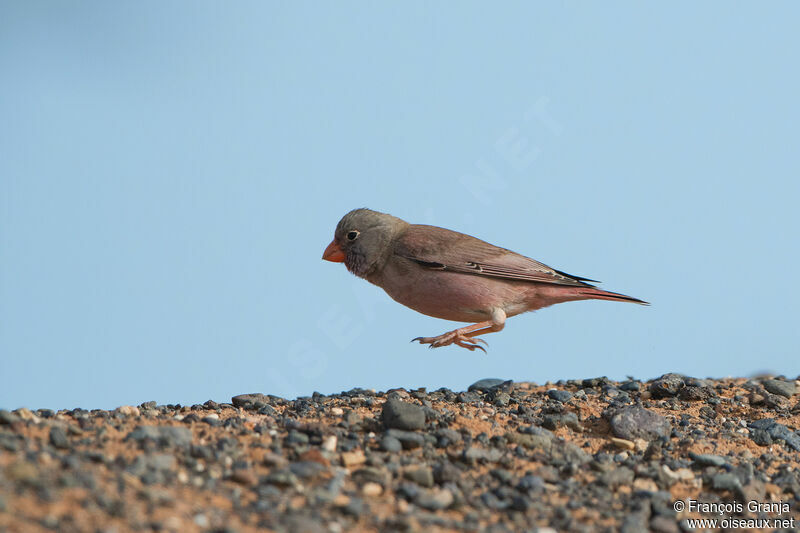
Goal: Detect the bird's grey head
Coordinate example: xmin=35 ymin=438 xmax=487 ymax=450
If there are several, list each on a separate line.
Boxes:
xmin=325 ymin=208 xmax=407 ymax=277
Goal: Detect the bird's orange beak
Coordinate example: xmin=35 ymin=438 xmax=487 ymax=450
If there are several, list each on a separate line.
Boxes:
xmin=322 ymin=239 xmax=345 ymax=262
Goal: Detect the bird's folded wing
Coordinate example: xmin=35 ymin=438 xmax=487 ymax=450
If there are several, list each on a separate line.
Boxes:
xmin=395 ymin=224 xmax=594 ymax=287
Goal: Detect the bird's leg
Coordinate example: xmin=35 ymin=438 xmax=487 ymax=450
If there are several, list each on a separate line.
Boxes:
xmin=412 ymin=309 xmax=506 ymax=352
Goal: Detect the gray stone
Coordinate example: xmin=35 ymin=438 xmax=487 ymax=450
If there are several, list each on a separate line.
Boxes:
xmin=457 ymin=391 xmax=481 ymax=403
xmin=264 ymin=469 xmax=299 ymax=486
xmin=282 ymin=515 xmax=326 ymax=533
xmin=621 ymin=511 xmax=650 ymax=533
xmin=610 ymin=407 xmax=671 ymax=442
xmin=49 ymin=426 xmax=70 ymax=450
xmin=599 ymin=466 xmax=634 ymax=488
xmin=127 ymin=453 xmax=177 ymax=484
xmin=508 ymin=427 xmax=555 ymax=451
xmin=547 ymin=389 xmax=573 ymax=403
xmin=286 ymin=430 xmax=309 ymax=446
xmin=415 ymin=488 xmax=453 ymax=510
xmin=0 ymin=410 xmax=19 ymax=425
xmin=490 ymin=468 xmax=513 ymax=484
xmin=517 ymin=474 xmax=545 ymax=492
xmin=403 ymin=465 xmax=434 ymax=487
xmin=542 ymin=412 xmax=583 ymax=431
xmin=463 ymin=447 xmax=503 ymax=464
xmin=352 ymin=467 xmax=389 ymax=486
xmin=551 ymin=441 xmax=592 ymax=466
xmin=385 ymin=429 xmax=424 ymax=449
xmin=582 ymin=376 xmax=611 ymax=388
xmin=649 ymin=373 xmax=685 ymax=398
xmin=433 ymin=461 xmax=462 ymax=484
xmin=289 ymin=461 xmax=327 ymax=479
xmin=712 ymin=472 xmax=742 ymax=492
xmin=678 ymin=386 xmax=714 ymax=401
xmin=380 ymin=435 xmax=402 ymax=452
xmin=468 ymin=378 xmax=508 ymax=392
xmin=128 ymin=453 xmax=176 ymax=475
xmin=492 ymin=392 xmax=511 ymax=407
xmin=231 ymin=393 xmax=270 ymax=409
xmin=0 ymin=433 xmax=20 ymax=452
xmin=689 ymin=453 xmax=729 ymax=468
xmin=762 ymin=379 xmax=796 ymax=398
xmin=381 ymin=399 xmax=425 ymax=431
xmin=435 ymin=428 xmax=463 ymax=447
xmin=127 ymin=425 xmax=193 ymax=447
xmin=650 ymin=515 xmax=681 ymax=533
xmin=619 ymin=381 xmax=641 ymax=392
xmin=748 ymin=419 xmax=800 ymax=451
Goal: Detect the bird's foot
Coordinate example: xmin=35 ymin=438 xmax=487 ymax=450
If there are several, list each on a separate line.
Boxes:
xmin=412 ymin=330 xmax=488 ymax=353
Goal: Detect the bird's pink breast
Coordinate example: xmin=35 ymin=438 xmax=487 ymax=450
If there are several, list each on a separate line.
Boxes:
xmin=370 ymin=259 xmax=583 ymax=323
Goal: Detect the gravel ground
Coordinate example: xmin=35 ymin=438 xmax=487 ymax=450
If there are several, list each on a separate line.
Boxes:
xmin=1 ymin=375 xmax=799 ymax=532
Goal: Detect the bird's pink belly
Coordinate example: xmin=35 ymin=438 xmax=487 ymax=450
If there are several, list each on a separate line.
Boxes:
xmin=375 ymin=270 xmax=526 ymax=323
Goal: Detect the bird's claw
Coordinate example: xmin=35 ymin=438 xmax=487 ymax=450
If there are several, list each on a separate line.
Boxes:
xmin=411 ymin=332 xmax=488 ymax=353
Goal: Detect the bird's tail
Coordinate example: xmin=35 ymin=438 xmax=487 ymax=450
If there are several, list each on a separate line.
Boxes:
xmin=578 ymin=287 xmax=649 ymax=305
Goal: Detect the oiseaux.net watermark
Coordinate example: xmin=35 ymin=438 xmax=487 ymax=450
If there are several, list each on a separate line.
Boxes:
xmin=676 ymin=499 xmax=795 ymax=530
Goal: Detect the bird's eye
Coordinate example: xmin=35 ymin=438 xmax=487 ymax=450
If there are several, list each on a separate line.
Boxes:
xmin=347 ymin=230 xmax=360 ymax=241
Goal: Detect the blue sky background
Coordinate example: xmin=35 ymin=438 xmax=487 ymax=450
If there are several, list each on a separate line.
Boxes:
xmin=2 ymin=3 xmax=798 ymax=410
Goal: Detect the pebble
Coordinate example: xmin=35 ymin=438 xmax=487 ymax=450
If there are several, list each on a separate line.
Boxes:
xmin=127 ymin=426 xmax=193 ymax=448
xmin=403 ymin=465 xmax=434 ymax=487
xmin=322 ymin=435 xmax=338 ymax=452
xmin=361 ymin=482 xmax=383 ymax=496
xmin=6 ymin=461 xmax=38 ymax=482
xmin=381 ymin=399 xmax=425 ymax=431
xmin=632 ymin=478 xmax=658 ymax=492
xmin=463 ymin=447 xmax=503 ymax=464
xmin=661 ymin=465 xmax=694 ymax=481
xmin=468 ymin=378 xmax=508 ymax=392
xmin=610 ymin=407 xmax=671 ymax=441
xmin=712 ymin=472 xmax=742 ymax=491
xmin=542 ymin=412 xmax=582 ymax=431
xmin=385 ymin=429 xmax=424 ymax=449
xmin=49 ymin=426 xmax=70 ymax=449
xmin=265 ymin=469 xmax=299 ymax=487
xmin=689 ymin=452 xmax=728 ymax=467
xmin=14 ymin=408 xmax=38 ymax=422
xmin=0 ymin=410 xmax=20 ymax=425
xmin=262 ymin=452 xmax=289 ymax=468
xmin=380 ymin=435 xmax=402 ymax=452
xmin=748 ymin=418 xmax=800 ymax=451
xmin=650 ymin=515 xmax=681 ymax=533
xmin=457 ymin=391 xmax=481 ymax=403
xmin=599 ymin=466 xmax=634 ymax=488
xmin=435 ymin=428 xmax=462 ymax=447
xmin=115 ymin=405 xmax=140 ymax=417
xmin=762 ymin=379 xmax=796 ymax=398
xmin=415 ymin=488 xmax=453 ymax=510
xmin=547 ymin=389 xmax=573 ymax=403
xmin=341 ymin=450 xmax=366 ymax=467
xmin=493 ymin=391 xmax=511 ymax=406
xmin=229 ymin=469 xmax=257 ymax=486
xmin=290 ymin=461 xmax=327 ymax=479
xmin=611 ymin=438 xmax=635 ymax=450
xmin=231 ymin=393 xmax=270 ymax=409
xmin=649 ymin=373 xmax=685 ymax=398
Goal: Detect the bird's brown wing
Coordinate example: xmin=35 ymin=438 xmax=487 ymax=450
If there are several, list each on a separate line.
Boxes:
xmin=394 ymin=224 xmax=595 ymax=288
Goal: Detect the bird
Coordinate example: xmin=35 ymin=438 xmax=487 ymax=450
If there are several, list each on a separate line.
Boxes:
xmin=322 ymin=208 xmax=647 ymax=352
